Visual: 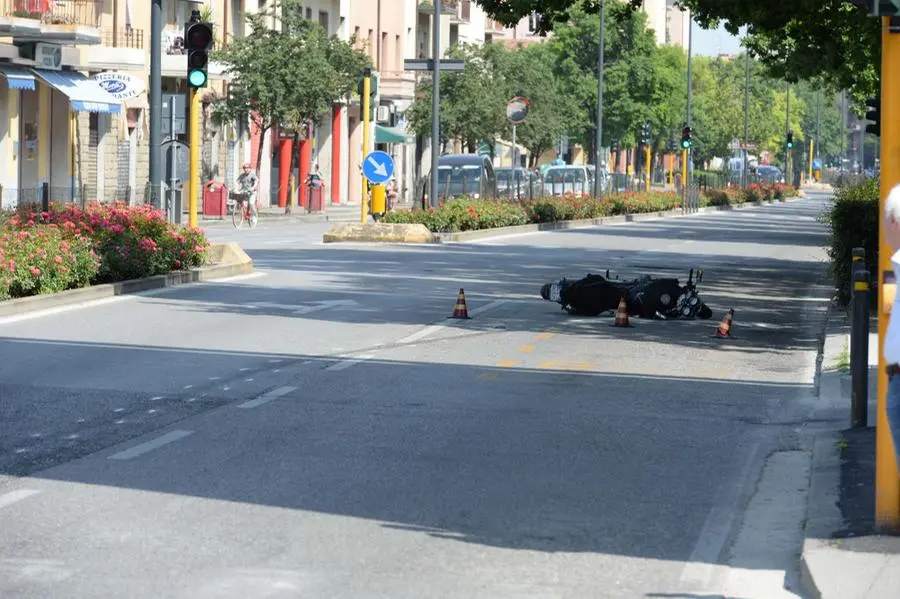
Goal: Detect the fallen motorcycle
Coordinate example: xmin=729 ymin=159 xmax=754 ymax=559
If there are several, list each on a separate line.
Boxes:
xmin=540 ymin=268 xmax=713 ymax=319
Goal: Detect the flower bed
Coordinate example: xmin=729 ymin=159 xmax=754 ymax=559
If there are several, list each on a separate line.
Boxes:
xmin=384 ymin=191 xmax=686 ymax=233
xmin=0 ymin=202 xmax=209 ymax=301
xmin=702 ymin=182 xmax=798 ymax=207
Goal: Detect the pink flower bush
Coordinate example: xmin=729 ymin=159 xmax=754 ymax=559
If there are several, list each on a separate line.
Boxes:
xmin=0 ymin=201 xmax=209 ymax=300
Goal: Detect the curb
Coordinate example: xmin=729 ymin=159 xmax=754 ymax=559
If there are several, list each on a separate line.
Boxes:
xmin=433 ymin=197 xmax=803 ymax=243
xmin=0 ymin=242 xmax=253 ymax=318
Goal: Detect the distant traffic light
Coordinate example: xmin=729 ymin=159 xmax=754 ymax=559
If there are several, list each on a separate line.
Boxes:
xmin=640 ymin=121 xmax=652 ymax=145
xmin=786 ymin=130 xmax=794 ymax=149
xmin=681 ymin=125 xmax=692 ymax=149
xmin=866 ymin=96 xmax=881 ymax=136
xmin=184 ymin=11 xmax=213 ymax=88
xmin=357 ymin=70 xmax=379 ymax=121
xmin=611 ymin=138 xmax=619 ymax=153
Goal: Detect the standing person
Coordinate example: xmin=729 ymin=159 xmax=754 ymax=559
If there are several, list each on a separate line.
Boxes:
xmin=883 ymin=183 xmax=900 ymax=473
xmin=235 ymin=162 xmax=259 ymax=225
xmin=386 ymin=178 xmax=399 ymax=211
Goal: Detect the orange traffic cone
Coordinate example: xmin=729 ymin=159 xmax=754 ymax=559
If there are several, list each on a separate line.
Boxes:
xmin=714 ymin=308 xmax=734 ymax=338
xmin=611 ymin=295 xmax=632 ymax=327
xmin=449 ymin=288 xmax=470 ymax=319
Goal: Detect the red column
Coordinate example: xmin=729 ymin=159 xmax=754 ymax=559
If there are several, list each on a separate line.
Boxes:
xmin=277 ymin=135 xmax=293 ymax=208
xmin=249 ymin=112 xmax=263 ymax=170
xmin=297 ymin=134 xmax=311 ymax=207
xmin=331 ymin=104 xmax=342 ymax=204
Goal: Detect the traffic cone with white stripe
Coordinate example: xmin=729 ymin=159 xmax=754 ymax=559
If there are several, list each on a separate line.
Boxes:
xmin=449 ymin=288 xmax=470 ymax=319
xmin=611 ymin=295 xmax=632 ymax=327
xmin=714 ymin=308 xmax=734 ymax=338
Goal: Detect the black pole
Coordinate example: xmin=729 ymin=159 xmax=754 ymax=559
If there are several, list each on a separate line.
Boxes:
xmin=851 ymin=268 xmax=870 ymax=428
xmin=41 ymin=182 xmax=48 ymax=212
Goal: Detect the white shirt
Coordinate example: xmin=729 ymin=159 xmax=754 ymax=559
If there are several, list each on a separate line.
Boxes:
xmin=884 ymin=249 xmax=900 ymax=364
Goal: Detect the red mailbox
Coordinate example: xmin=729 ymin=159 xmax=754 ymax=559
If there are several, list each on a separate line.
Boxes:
xmin=307 ymin=184 xmax=325 ymax=213
xmin=202 ymin=181 xmax=228 ymax=218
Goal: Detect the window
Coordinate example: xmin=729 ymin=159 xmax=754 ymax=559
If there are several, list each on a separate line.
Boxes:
xmin=395 ymin=34 xmax=401 ymax=70
xmin=318 ymin=10 xmax=329 ymax=32
xmin=381 ymin=32 xmax=388 ymax=70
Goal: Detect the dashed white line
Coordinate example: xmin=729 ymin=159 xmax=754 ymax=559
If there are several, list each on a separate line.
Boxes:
xmin=108 ymin=430 xmax=194 ymax=460
xmin=237 ymin=386 xmax=298 ymax=409
xmin=327 ymin=355 xmax=375 ymax=371
xmin=0 ymin=489 xmax=40 ymax=510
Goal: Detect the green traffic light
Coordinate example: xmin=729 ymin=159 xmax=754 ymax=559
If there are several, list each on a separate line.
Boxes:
xmin=681 ymin=141 xmax=689 ymax=148
xmin=188 ymin=69 xmax=207 ymax=87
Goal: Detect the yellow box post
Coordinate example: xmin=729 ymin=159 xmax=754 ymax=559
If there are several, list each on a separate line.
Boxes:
xmin=877 ymin=15 xmax=900 ymax=532
xmin=370 ymin=183 xmax=385 ymax=215
xmin=361 ymin=72 xmax=370 ymax=224
xmin=187 ymin=88 xmax=201 ymax=228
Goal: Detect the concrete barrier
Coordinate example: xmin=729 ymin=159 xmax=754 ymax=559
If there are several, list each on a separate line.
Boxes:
xmin=322 ymin=223 xmax=436 ymax=244
xmin=0 ymin=242 xmax=253 ymax=318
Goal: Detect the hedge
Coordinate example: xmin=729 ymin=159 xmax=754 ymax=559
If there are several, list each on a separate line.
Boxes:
xmin=385 ymin=184 xmax=799 ymax=234
xmin=823 ymin=177 xmax=879 ymax=308
xmin=0 ymin=202 xmax=209 ymax=301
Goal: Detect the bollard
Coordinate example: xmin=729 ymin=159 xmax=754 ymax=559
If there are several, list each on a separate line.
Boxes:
xmin=41 ymin=182 xmax=49 ymax=212
xmin=851 ymin=269 xmax=870 ymax=428
xmin=849 ymin=247 xmax=865 ymax=376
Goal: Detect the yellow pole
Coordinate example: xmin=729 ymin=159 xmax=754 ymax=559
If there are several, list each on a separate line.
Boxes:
xmin=808 ymin=139 xmax=814 ymax=183
xmin=645 ymin=146 xmax=651 ymax=191
xmin=877 ymin=15 xmax=900 ymax=532
xmin=361 ymin=72 xmax=371 ymax=224
xmin=681 ymin=147 xmax=688 ymax=209
xmin=188 ymin=88 xmax=200 ymax=228
xmin=668 ymin=155 xmax=673 ymax=186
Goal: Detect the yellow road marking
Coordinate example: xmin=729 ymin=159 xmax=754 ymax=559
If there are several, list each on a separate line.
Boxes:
xmin=538 ymin=360 xmax=593 ymax=371
xmin=478 ymin=372 xmax=499 ymax=381
xmin=535 ymin=332 xmax=555 ymax=341
xmin=496 ymin=360 xmax=519 ymax=367
xmin=519 ymin=344 xmax=536 ymax=353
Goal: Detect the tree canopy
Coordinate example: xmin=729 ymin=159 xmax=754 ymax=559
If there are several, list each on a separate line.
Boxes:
xmin=475 ymin=0 xmax=881 ymax=107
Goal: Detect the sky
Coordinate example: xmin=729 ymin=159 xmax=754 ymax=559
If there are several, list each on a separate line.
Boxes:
xmin=692 ymin=22 xmax=747 ymax=56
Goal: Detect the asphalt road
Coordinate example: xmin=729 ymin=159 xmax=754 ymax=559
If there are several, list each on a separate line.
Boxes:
xmin=0 ymin=194 xmax=834 ymax=598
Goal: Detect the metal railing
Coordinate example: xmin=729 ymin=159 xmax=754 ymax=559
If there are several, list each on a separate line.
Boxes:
xmin=100 ymin=27 xmax=144 ymax=49
xmin=3 ymin=0 xmax=101 ymax=28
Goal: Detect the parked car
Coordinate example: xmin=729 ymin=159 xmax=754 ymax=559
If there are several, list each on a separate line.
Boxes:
xmin=496 ymin=167 xmax=542 ymax=199
xmin=542 ymin=165 xmax=595 ymax=197
xmin=424 ymin=154 xmax=498 ymax=206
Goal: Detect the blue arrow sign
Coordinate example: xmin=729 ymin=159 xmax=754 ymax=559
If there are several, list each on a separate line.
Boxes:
xmin=363 ymin=150 xmax=394 ymax=184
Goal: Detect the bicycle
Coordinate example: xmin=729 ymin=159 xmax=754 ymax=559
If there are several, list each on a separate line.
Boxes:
xmin=229 ymin=191 xmax=258 ymax=229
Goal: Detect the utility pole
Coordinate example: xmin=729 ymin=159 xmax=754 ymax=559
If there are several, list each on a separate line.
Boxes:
xmin=877 ymin=14 xmax=900 ymax=532
xmin=149 ymin=0 xmax=162 ymax=209
xmin=815 ymin=90 xmax=821 ymax=161
xmin=429 ymin=0 xmax=441 ymax=208
xmin=362 ymin=68 xmax=371 ymax=222
xmin=841 ymin=90 xmax=846 ymax=168
xmin=594 ymin=1 xmax=605 ymax=199
xmin=786 ymin=82 xmax=791 ymax=183
xmin=743 ymin=49 xmax=750 ymax=188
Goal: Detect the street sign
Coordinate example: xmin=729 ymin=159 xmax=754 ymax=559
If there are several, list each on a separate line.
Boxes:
xmin=363 ymin=150 xmax=394 ymax=184
xmin=161 ymin=93 xmax=186 ymax=138
xmin=404 ymin=58 xmax=465 ymax=72
xmin=507 ymin=96 xmax=530 ymax=124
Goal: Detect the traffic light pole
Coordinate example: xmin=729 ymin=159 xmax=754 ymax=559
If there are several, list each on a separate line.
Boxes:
xmin=645 ymin=145 xmax=651 ymax=192
xmin=362 ymin=70 xmax=371 ymax=223
xmin=188 ymin=88 xmax=200 ymax=228
xmin=877 ymin=14 xmax=900 ymax=533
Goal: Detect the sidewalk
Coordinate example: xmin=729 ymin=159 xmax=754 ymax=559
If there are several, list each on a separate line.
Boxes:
xmin=800 ymin=308 xmax=900 ymax=598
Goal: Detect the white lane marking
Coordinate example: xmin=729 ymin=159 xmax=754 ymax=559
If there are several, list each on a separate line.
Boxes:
xmin=108 ymin=430 xmax=194 ymax=460
xmin=679 ymin=442 xmax=761 ymax=589
xmin=397 ymin=299 xmax=508 ymax=345
xmin=0 ymin=272 xmax=267 ymax=327
xmin=237 ymin=386 xmax=298 ymax=409
xmin=0 ymin=338 xmax=305 ymax=361
xmin=326 ymin=355 xmax=374 ymax=371
xmin=0 ymin=489 xmax=40 ymax=510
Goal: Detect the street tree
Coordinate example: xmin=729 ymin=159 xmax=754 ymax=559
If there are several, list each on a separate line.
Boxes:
xmin=405 ymin=43 xmax=507 ymax=153
xmin=211 ymin=0 xmax=370 ymax=212
xmin=492 ymin=42 xmax=573 ymax=166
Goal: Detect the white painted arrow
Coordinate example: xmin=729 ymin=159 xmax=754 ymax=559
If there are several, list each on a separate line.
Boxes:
xmin=367 ymin=156 xmax=388 ymax=177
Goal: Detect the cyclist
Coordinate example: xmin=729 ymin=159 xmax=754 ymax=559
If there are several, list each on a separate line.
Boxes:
xmin=235 ymin=162 xmax=259 ymax=225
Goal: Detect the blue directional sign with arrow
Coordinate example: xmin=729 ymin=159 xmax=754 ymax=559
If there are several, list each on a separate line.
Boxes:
xmin=363 ymin=150 xmax=394 ymax=184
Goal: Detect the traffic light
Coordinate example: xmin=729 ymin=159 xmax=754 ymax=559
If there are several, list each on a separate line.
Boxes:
xmin=681 ymin=125 xmax=692 ymax=149
xmin=786 ymin=130 xmax=794 ymax=149
xmin=611 ymin=138 xmax=619 ymax=153
xmin=640 ymin=122 xmax=651 ymax=145
xmin=357 ymin=71 xmax=379 ymax=121
xmin=866 ymin=96 xmax=881 ymax=136
xmin=184 ymin=13 xmax=213 ymax=88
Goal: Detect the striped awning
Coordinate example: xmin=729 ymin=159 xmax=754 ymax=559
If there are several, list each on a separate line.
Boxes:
xmin=32 ymin=68 xmax=122 ymax=113
xmin=0 ymin=64 xmax=36 ymax=91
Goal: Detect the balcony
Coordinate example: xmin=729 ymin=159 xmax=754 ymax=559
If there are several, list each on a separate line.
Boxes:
xmin=81 ymin=26 xmax=146 ymax=70
xmin=100 ymin=27 xmax=144 ymax=50
xmin=379 ymin=70 xmax=416 ymax=102
xmin=417 ymin=0 xmax=458 ymax=15
xmin=452 ymin=0 xmax=469 ymax=23
xmin=0 ymin=0 xmax=102 ymax=44
xmin=485 ymin=19 xmax=506 ymax=35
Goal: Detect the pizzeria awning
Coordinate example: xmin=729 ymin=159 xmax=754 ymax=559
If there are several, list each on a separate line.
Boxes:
xmin=31 ymin=68 xmax=122 ymax=113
